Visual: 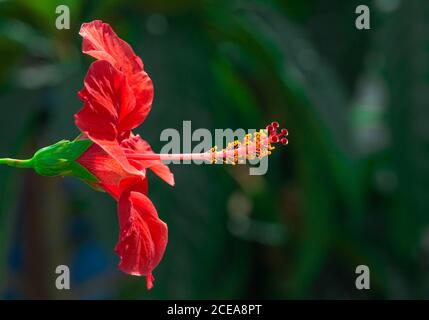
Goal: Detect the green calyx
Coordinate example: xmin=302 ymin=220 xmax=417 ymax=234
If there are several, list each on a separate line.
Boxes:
xmin=0 ymin=139 xmax=98 ymax=183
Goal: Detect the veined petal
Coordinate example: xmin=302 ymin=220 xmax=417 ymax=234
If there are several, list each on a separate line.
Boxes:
xmin=75 ymin=60 xmax=141 ymax=175
xmin=122 ymin=134 xmax=175 ymax=186
xmin=76 ymin=60 xmax=135 ymax=137
xmin=119 ymin=71 xmax=153 ymax=132
xmin=80 ymin=20 xmax=153 ymax=129
xmin=77 ymin=143 xmax=133 ymax=192
xmin=80 ymin=20 xmax=143 ymax=75
xmin=115 ymin=178 xmax=167 ymax=289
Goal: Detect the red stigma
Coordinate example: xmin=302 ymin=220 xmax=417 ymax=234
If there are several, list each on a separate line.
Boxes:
xmin=266 ymin=122 xmax=289 ymax=146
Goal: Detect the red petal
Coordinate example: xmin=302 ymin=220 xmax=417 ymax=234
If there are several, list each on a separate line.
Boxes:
xmin=115 ymin=178 xmax=167 ymax=288
xmin=75 ymin=60 xmax=141 ymax=175
xmin=121 ymin=134 xmax=175 ymax=186
xmin=80 ymin=20 xmax=153 ymax=129
xmin=77 ymin=143 xmax=129 ymax=187
xmin=77 ymin=143 xmax=149 ymax=200
xmin=119 ymin=71 xmax=154 ymax=131
xmin=76 ymin=60 xmax=135 ymax=138
xmin=80 ymin=20 xmax=143 ymax=75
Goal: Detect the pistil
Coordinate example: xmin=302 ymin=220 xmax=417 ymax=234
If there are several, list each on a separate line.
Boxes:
xmin=127 ymin=122 xmax=289 ymax=164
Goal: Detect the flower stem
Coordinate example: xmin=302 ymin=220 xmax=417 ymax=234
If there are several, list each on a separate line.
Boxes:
xmin=0 ymin=158 xmax=34 ymax=169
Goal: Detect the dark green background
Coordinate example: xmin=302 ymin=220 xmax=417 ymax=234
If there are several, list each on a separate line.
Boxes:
xmin=0 ymin=0 xmax=428 ymax=299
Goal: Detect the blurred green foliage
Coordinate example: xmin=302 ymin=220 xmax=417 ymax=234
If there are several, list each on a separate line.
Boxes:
xmin=0 ymin=0 xmax=428 ymax=299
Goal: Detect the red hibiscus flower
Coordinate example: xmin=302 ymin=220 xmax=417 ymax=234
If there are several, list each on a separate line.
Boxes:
xmin=0 ymin=19 xmax=288 ymax=290
xmin=75 ymin=20 xmax=174 ymax=289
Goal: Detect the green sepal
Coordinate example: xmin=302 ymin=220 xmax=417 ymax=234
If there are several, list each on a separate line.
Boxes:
xmin=32 ymin=139 xmax=98 ymax=183
xmin=67 ymin=162 xmax=99 ymax=183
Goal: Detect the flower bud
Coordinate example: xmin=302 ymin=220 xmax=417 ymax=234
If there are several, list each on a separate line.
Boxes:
xmin=32 ymin=139 xmax=98 ymax=182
